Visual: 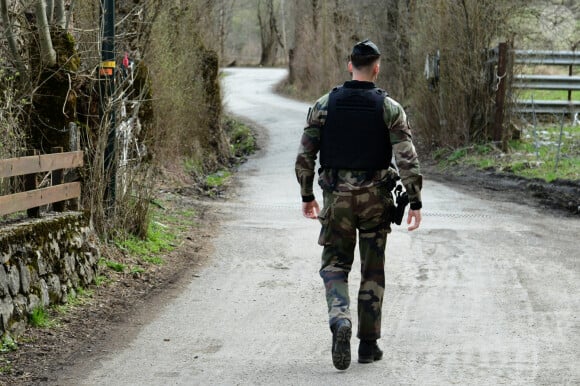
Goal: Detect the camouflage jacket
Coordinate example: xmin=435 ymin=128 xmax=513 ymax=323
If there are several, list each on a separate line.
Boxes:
xmin=295 ymin=81 xmax=423 ymax=209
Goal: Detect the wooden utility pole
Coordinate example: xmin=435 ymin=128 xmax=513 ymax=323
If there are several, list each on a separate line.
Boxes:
xmin=100 ymin=0 xmax=116 ymax=211
xmin=493 ymin=42 xmax=507 ymax=147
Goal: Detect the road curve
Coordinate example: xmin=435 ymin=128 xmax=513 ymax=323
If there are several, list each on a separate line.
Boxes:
xmin=62 ymin=68 xmax=579 ymax=385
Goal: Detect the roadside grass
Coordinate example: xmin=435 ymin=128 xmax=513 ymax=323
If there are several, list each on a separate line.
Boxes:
xmin=172 ymin=208 xmax=197 ymax=232
xmin=110 ymin=197 xmax=201 ymax=271
xmin=224 ymin=117 xmax=257 ymax=158
xmin=0 ymin=285 xmax=96 ymax=375
xmin=0 ymin=358 xmax=12 ymax=375
xmin=53 ymin=287 xmax=94 ymax=314
xmin=94 ymin=275 xmax=111 ymax=286
xmin=184 ymin=157 xmax=203 ymax=175
xmin=0 ymin=335 xmax=17 ymax=375
xmin=103 ymin=259 xmax=127 ymax=272
xmin=29 ymin=307 xmax=58 ymax=328
xmin=103 ymin=116 xmax=256 ymax=276
xmin=114 ymin=217 xmax=177 ymax=268
xmin=0 ymin=200 xmax=198 ymax=370
xmin=0 ymin=334 xmax=17 ymax=353
xmin=1 ymin=333 xmax=38 ymax=375
xmin=435 ymin=124 xmax=579 ymax=181
xmin=205 ymin=170 xmax=232 ymax=188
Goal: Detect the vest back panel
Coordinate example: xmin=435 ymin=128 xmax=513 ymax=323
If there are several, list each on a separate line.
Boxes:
xmin=320 ymin=85 xmax=391 ymax=170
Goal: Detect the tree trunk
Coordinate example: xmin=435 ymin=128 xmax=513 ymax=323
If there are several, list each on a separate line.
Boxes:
xmin=383 ymin=0 xmax=402 ymax=94
xmin=35 ymin=0 xmax=57 ymax=66
xmin=0 ymin=0 xmax=28 ymax=85
xmin=54 ymin=0 xmax=66 ymax=28
xmin=46 ymin=0 xmax=54 ymax=22
xmin=200 ymin=47 xmax=230 ymax=163
xmin=219 ymin=3 xmax=226 ymax=59
xmin=279 ymin=0 xmax=287 ymax=59
xmin=216 ymin=0 xmax=237 ymax=62
xmin=258 ymin=0 xmax=280 ymax=66
xmin=311 ymin=0 xmax=319 ymax=33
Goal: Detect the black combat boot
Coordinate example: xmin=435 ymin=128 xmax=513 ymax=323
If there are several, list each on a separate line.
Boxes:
xmin=331 ymin=319 xmax=351 ymax=370
xmin=358 ymin=340 xmax=383 ymax=363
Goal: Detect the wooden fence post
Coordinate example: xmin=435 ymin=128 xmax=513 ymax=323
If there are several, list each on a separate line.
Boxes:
xmin=25 ymin=149 xmax=40 ymax=218
xmin=568 ymin=62 xmax=573 ymax=103
xmin=69 ymin=123 xmax=81 ymax=211
xmin=51 ymin=147 xmax=65 ymax=212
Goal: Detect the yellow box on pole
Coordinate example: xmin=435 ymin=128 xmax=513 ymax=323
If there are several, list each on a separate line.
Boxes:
xmin=101 ymin=60 xmax=116 ymax=68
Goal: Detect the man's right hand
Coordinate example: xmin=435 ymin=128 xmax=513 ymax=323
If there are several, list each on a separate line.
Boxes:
xmin=302 ymin=200 xmax=320 ymax=219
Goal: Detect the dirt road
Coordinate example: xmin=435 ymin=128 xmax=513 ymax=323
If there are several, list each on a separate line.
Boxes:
xmin=61 ymin=68 xmax=579 ymax=385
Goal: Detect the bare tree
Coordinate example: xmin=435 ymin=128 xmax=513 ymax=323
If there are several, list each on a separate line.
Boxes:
xmin=282 ymin=0 xmax=538 ymax=147
xmin=216 ymin=0 xmax=237 ymax=61
xmin=257 ymin=0 xmax=283 ymax=66
xmin=0 ymin=0 xmax=27 ymax=84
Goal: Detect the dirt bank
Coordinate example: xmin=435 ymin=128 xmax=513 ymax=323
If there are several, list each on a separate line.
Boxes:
xmin=424 ymin=162 xmax=580 ymax=216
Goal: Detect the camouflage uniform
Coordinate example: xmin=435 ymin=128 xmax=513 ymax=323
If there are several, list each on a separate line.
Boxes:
xmin=295 ymin=88 xmax=422 ymax=341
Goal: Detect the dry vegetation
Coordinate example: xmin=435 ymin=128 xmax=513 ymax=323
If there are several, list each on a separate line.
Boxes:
xmin=0 ymin=1 xmax=233 ymax=239
xmin=279 ymin=0 xmax=534 ymax=147
xmin=1 ymin=0 xmax=578 ymax=232
xmin=217 ymin=0 xmax=578 ymax=152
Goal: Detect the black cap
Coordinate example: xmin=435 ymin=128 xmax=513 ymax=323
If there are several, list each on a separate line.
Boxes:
xmin=351 ymin=39 xmax=381 ymax=57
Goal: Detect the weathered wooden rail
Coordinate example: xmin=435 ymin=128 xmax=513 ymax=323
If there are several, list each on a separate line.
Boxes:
xmin=0 ymin=150 xmax=83 ymax=217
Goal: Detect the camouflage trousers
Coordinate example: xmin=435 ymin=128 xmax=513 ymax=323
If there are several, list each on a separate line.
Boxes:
xmin=318 ymin=184 xmax=394 ymax=341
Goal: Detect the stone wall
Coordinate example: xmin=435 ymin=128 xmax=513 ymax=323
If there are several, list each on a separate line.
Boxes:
xmin=0 ymin=212 xmax=100 ymax=337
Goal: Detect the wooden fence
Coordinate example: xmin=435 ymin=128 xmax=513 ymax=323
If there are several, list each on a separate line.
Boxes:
xmin=0 ymin=149 xmax=83 ymax=217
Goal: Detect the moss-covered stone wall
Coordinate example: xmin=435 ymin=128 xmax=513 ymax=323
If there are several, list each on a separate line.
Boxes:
xmin=0 ymin=212 xmax=99 ymax=337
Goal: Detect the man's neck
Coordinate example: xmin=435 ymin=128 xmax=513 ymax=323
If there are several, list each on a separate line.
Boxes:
xmin=351 ymin=72 xmax=375 ymax=82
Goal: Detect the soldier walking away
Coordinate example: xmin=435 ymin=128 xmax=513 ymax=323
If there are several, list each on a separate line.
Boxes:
xmin=295 ymin=39 xmax=423 ymax=370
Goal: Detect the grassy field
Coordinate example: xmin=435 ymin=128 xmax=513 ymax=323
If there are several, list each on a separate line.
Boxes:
xmin=518 ymin=89 xmax=579 ymax=101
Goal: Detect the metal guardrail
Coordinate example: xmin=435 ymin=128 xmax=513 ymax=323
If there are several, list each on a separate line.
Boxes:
xmin=513 ymin=75 xmax=580 ymax=90
xmin=512 ymin=50 xmax=580 ymax=66
xmin=508 ymin=50 xmax=580 ymax=115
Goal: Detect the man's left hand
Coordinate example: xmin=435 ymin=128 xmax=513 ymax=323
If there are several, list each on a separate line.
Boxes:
xmin=407 ymin=209 xmax=421 ymax=231
xmin=302 ymin=200 xmax=320 ymax=219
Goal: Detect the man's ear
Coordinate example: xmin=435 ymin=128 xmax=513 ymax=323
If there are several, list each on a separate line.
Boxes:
xmin=374 ymin=62 xmax=380 ymax=75
xmin=348 ymin=61 xmax=353 ymax=73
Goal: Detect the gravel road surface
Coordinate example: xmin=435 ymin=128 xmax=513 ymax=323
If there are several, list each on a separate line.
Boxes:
xmin=61 ymin=68 xmax=579 ymax=385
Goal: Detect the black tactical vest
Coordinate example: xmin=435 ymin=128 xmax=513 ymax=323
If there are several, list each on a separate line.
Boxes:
xmin=320 ymin=82 xmax=391 ymax=170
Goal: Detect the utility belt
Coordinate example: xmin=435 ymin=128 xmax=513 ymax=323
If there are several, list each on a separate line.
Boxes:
xmin=322 ymin=168 xmax=398 ymax=192
xmin=321 ymin=168 xmax=408 ymax=225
